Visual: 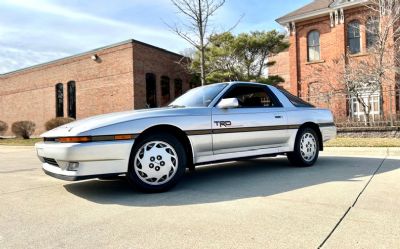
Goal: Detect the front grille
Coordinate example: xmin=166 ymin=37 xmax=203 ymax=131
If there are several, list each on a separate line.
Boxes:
xmin=43 ymin=157 xmax=59 ymax=167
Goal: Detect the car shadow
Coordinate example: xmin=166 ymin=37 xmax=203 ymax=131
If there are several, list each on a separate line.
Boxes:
xmin=64 ymin=156 xmax=399 ymax=206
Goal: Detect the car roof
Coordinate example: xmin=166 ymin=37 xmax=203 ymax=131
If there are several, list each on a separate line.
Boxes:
xmin=227 ymin=81 xmax=271 ymax=86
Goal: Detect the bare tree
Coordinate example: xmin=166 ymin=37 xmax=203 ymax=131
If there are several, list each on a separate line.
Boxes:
xmin=365 ymin=0 xmax=400 ymax=116
xmin=168 ymin=0 xmax=226 ymax=86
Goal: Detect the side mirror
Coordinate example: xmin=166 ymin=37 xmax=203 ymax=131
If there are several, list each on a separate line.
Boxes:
xmin=217 ymin=98 xmax=239 ymax=109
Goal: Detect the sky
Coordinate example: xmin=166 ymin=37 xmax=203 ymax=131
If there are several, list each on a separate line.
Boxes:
xmin=0 ymin=0 xmax=311 ymax=74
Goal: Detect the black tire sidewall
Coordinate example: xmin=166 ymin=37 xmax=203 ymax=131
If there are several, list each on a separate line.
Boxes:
xmin=290 ymin=128 xmax=319 ymax=167
xmin=127 ymin=133 xmax=187 ymax=192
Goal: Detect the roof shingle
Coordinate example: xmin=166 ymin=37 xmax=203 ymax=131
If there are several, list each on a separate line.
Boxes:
xmin=277 ymin=0 xmax=333 ymax=23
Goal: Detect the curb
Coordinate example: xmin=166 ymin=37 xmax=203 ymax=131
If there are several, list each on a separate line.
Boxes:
xmin=323 ymin=147 xmax=400 ymax=157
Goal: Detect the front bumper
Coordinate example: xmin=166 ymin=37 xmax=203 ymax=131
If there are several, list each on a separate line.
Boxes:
xmin=36 ymin=140 xmax=134 ymax=181
xmin=42 ymin=168 xmax=123 ymax=181
xmin=321 ymin=125 xmax=337 ymax=142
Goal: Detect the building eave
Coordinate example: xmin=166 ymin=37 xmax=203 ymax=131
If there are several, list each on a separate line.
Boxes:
xmin=276 ymin=0 xmax=369 ymax=25
xmin=276 ymin=7 xmax=332 ymax=25
xmin=0 ymin=39 xmax=185 ymax=78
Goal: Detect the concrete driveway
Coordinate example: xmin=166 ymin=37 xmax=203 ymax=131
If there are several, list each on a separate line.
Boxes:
xmin=0 ymin=146 xmax=399 ymax=249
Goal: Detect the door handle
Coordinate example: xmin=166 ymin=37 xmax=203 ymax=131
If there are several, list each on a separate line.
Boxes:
xmin=275 ymin=115 xmax=283 ymax=119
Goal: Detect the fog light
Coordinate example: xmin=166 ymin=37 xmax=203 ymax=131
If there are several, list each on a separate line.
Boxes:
xmin=67 ymin=162 xmax=80 ymax=171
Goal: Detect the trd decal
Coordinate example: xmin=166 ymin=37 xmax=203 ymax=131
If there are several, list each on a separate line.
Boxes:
xmin=214 ymin=121 xmax=232 ymax=127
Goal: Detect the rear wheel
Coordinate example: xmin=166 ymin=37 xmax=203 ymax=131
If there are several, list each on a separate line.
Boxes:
xmin=127 ymin=133 xmax=187 ymax=192
xmin=287 ymin=127 xmax=319 ymax=167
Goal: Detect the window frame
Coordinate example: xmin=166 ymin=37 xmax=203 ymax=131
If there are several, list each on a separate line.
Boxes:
xmin=366 ymin=17 xmax=379 ymax=50
xmin=146 ymin=73 xmax=157 ymax=108
xmin=160 ymin=76 xmax=171 ymax=105
xmin=307 ymin=30 xmax=321 ymax=62
xmin=174 ymin=78 xmax=183 ymax=98
xmin=279 ymin=88 xmax=315 ymax=108
xmin=347 ymin=20 xmax=361 ymax=54
xmin=67 ymin=81 xmax=76 ymax=119
xmin=215 ymin=84 xmax=283 ymax=108
xmin=349 ymin=93 xmax=380 ymax=121
xmin=55 ymin=83 xmax=64 ymax=117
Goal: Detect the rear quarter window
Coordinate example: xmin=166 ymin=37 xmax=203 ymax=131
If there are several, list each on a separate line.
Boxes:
xmin=279 ymin=89 xmax=314 ymax=108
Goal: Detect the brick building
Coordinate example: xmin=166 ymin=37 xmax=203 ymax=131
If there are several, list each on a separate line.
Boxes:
xmin=0 ymin=40 xmax=191 ymax=136
xmin=270 ymin=0 xmax=400 ymax=121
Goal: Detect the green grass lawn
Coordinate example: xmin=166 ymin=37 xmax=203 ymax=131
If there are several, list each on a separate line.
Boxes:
xmin=0 ymin=138 xmax=42 ymax=146
xmin=325 ymin=137 xmax=400 ymax=147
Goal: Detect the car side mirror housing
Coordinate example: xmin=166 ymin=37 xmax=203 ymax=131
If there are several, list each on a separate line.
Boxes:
xmin=217 ymin=98 xmax=239 ymax=109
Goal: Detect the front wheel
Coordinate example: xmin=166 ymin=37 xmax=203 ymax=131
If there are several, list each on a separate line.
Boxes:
xmin=287 ymin=128 xmax=319 ymax=167
xmin=127 ymin=133 xmax=187 ymax=193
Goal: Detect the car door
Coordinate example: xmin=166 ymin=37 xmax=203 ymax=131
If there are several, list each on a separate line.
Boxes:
xmin=211 ymin=84 xmax=289 ymax=155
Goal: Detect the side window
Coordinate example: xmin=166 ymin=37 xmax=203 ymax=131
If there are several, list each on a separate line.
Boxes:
xmin=223 ymin=85 xmax=278 ymax=108
xmin=279 ymin=89 xmax=314 ymax=107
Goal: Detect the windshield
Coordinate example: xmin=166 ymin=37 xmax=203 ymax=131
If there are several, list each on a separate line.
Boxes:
xmin=169 ymin=83 xmax=228 ymax=107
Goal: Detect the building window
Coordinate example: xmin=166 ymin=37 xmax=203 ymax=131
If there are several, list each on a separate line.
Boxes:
xmin=55 ymin=83 xmax=64 ymax=117
xmin=161 ymin=76 xmax=170 ymax=105
xmin=146 ymin=73 xmax=157 ymax=108
xmin=307 ymin=30 xmax=320 ymax=61
xmin=349 ymin=92 xmax=380 ymax=121
xmin=174 ymin=78 xmax=183 ymax=97
xmin=366 ymin=17 xmax=379 ymax=49
xmin=348 ymin=20 xmax=361 ymax=54
xmin=67 ymin=81 xmax=76 ymax=119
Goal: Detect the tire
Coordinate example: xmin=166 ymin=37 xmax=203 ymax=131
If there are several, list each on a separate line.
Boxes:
xmin=287 ymin=127 xmax=319 ymax=167
xmin=127 ymin=133 xmax=187 ymax=193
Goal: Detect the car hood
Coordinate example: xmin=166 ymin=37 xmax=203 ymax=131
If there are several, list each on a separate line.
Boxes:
xmin=42 ymin=107 xmax=204 ymax=137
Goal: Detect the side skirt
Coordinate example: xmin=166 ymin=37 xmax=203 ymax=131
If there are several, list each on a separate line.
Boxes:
xmin=194 ymin=147 xmax=291 ymax=165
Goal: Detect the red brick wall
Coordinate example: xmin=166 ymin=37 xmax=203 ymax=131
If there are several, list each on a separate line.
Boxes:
xmin=0 ymin=41 xmax=191 ymax=136
xmin=280 ymin=7 xmax=398 ymax=119
xmin=268 ymin=50 xmax=290 ymax=91
xmin=132 ymin=42 xmax=191 ymax=109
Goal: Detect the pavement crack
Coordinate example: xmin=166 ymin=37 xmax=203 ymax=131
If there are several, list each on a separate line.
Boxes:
xmin=0 ymin=184 xmax=58 ymax=196
xmin=0 ymin=168 xmax=39 ymax=173
xmin=317 ymin=152 xmax=388 ymax=249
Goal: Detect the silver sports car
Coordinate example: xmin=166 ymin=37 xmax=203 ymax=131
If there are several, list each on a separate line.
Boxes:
xmin=36 ymin=82 xmax=336 ymax=192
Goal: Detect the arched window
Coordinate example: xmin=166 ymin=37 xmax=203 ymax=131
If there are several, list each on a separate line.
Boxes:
xmin=366 ymin=17 xmax=379 ymax=49
xmin=67 ymin=81 xmax=76 ymax=119
xmin=307 ymin=30 xmax=320 ymax=61
xmin=55 ymin=83 xmax=64 ymax=117
xmin=161 ymin=76 xmax=170 ymax=105
xmin=174 ymin=78 xmax=183 ymax=97
xmin=146 ymin=73 xmax=157 ymax=108
xmin=348 ymin=20 xmax=361 ymax=54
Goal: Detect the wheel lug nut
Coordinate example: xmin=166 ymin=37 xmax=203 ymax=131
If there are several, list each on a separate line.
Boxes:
xmin=160 ymin=161 xmax=165 ymax=166
xmin=157 ymin=155 xmax=162 ymax=160
xmin=150 ymin=157 xmax=155 ymax=162
xmin=155 ymin=166 xmax=160 ymax=171
xmin=149 ymin=163 xmax=154 ymax=168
